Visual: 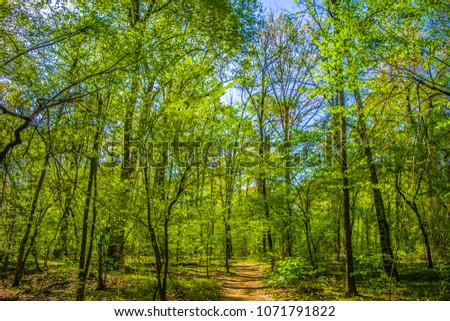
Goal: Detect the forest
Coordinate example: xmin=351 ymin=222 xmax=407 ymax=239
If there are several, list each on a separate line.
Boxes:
xmin=0 ymin=0 xmax=449 ymax=301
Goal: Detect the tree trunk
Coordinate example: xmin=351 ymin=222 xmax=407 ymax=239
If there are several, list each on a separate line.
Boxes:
xmin=76 ymin=126 xmax=99 ymax=301
xmin=143 ymin=165 xmax=163 ymax=300
xmin=261 ymin=177 xmax=273 ymax=252
xmin=256 ymin=91 xmax=273 ymax=256
xmin=224 ymin=164 xmax=234 ymax=273
xmin=12 ymin=152 xmax=50 ymax=287
xmin=338 ymin=90 xmax=357 ymax=297
xmin=97 ymin=236 xmax=106 ymax=290
xmin=107 ymin=2 xmax=141 ymax=269
xmin=161 ymin=215 xmax=169 ymax=301
xmin=354 ymin=90 xmax=399 ymax=280
xmin=225 ymin=213 xmax=232 ymax=273
xmin=282 ymin=103 xmax=293 ymax=257
xmin=303 ymin=217 xmax=315 ymax=267
xmin=395 ymin=175 xmax=433 ymax=269
xmin=336 ymin=201 xmax=341 ymax=262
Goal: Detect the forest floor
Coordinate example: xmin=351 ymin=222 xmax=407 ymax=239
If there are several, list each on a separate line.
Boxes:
xmin=265 ymin=259 xmax=450 ymax=301
xmin=0 ymin=259 xmax=448 ymax=301
xmin=220 ymin=263 xmax=272 ymax=301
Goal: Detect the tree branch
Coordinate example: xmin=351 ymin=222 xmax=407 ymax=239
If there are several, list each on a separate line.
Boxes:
xmin=0 ymin=103 xmax=30 ymax=121
xmin=412 ymin=76 xmax=450 ymax=98
xmin=1 ymin=24 xmax=94 ymax=68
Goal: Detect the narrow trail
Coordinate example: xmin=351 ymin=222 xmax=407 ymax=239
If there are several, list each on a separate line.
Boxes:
xmin=220 ymin=263 xmax=272 ymax=301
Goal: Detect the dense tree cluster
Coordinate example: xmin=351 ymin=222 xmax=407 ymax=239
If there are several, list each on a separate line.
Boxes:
xmin=1 ymin=0 xmax=448 ymax=300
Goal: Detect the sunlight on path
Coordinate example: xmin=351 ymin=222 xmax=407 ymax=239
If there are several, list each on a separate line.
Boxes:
xmin=220 ymin=264 xmax=272 ymax=301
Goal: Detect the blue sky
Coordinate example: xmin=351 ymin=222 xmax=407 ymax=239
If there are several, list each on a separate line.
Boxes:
xmin=260 ymin=0 xmax=298 ymax=12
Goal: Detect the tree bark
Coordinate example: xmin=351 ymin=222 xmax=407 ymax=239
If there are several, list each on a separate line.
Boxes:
xmin=97 ymin=235 xmax=106 ymax=290
xmin=107 ymin=0 xmax=142 ymax=270
xmin=354 ymin=90 xmax=399 ymax=280
xmin=76 ymin=126 xmax=100 ymax=301
xmin=144 ymin=165 xmax=163 ymax=300
xmin=395 ymin=175 xmax=433 ymax=269
xmin=12 ymin=152 xmax=50 ymax=287
xmin=338 ymin=90 xmax=357 ymax=297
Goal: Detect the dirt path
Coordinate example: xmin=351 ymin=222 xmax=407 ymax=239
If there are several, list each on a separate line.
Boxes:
xmin=220 ymin=264 xmax=272 ymax=301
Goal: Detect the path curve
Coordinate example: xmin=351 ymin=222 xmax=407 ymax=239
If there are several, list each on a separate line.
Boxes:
xmin=220 ymin=264 xmax=272 ymax=301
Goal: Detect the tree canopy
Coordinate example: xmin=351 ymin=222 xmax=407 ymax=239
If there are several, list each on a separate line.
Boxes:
xmin=1 ymin=0 xmax=449 ymax=301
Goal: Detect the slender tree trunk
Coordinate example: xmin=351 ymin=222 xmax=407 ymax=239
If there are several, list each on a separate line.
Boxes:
xmin=161 ymin=215 xmax=169 ymax=301
xmin=12 ymin=152 xmax=50 ymax=287
xmin=283 ymin=107 xmax=293 ymax=257
xmin=23 ymin=204 xmax=49 ymax=274
xmin=159 ymin=171 xmax=187 ymax=301
xmin=84 ymin=168 xmax=98 ymax=278
xmin=259 ymin=147 xmax=273 ymax=260
xmin=303 ymin=217 xmax=315 ymax=267
xmin=50 ymin=157 xmax=79 ymax=262
xmin=256 ymin=79 xmax=273 ymax=257
xmin=143 ymin=165 xmax=163 ymax=300
xmin=107 ymin=1 xmax=142 ymax=270
xmin=395 ymin=176 xmax=433 ymax=269
xmin=76 ymin=126 xmax=100 ymax=301
xmin=336 ymin=201 xmax=341 ymax=261
xmin=97 ymin=235 xmax=105 ymax=290
xmin=224 ymin=164 xmax=234 ymax=273
xmin=354 ymin=91 xmax=399 ymax=280
xmin=262 ymin=178 xmax=273 ymax=252
xmin=338 ymin=90 xmax=357 ymax=297
xmin=225 ymin=205 xmax=232 ymax=274
xmin=108 ymin=97 xmax=134 ymax=269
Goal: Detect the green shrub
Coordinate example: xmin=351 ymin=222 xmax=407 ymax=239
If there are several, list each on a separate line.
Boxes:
xmin=271 ymin=257 xmax=312 ymax=285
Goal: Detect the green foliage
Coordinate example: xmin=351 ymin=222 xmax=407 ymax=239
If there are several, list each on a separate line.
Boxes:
xmin=169 ymin=274 xmax=222 ymax=301
xmin=354 ymin=254 xmax=387 ymax=278
xmin=270 ymin=257 xmax=314 ymax=285
xmin=1 ymin=0 xmax=448 ymax=301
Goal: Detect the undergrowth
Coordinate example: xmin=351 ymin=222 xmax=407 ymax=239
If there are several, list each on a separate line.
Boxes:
xmin=266 ymin=255 xmax=450 ymax=301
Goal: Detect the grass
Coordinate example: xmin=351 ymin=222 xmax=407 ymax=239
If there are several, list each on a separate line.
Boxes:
xmin=0 ymin=258 xmax=223 ymax=301
xmin=265 ymin=258 xmax=450 ymax=301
